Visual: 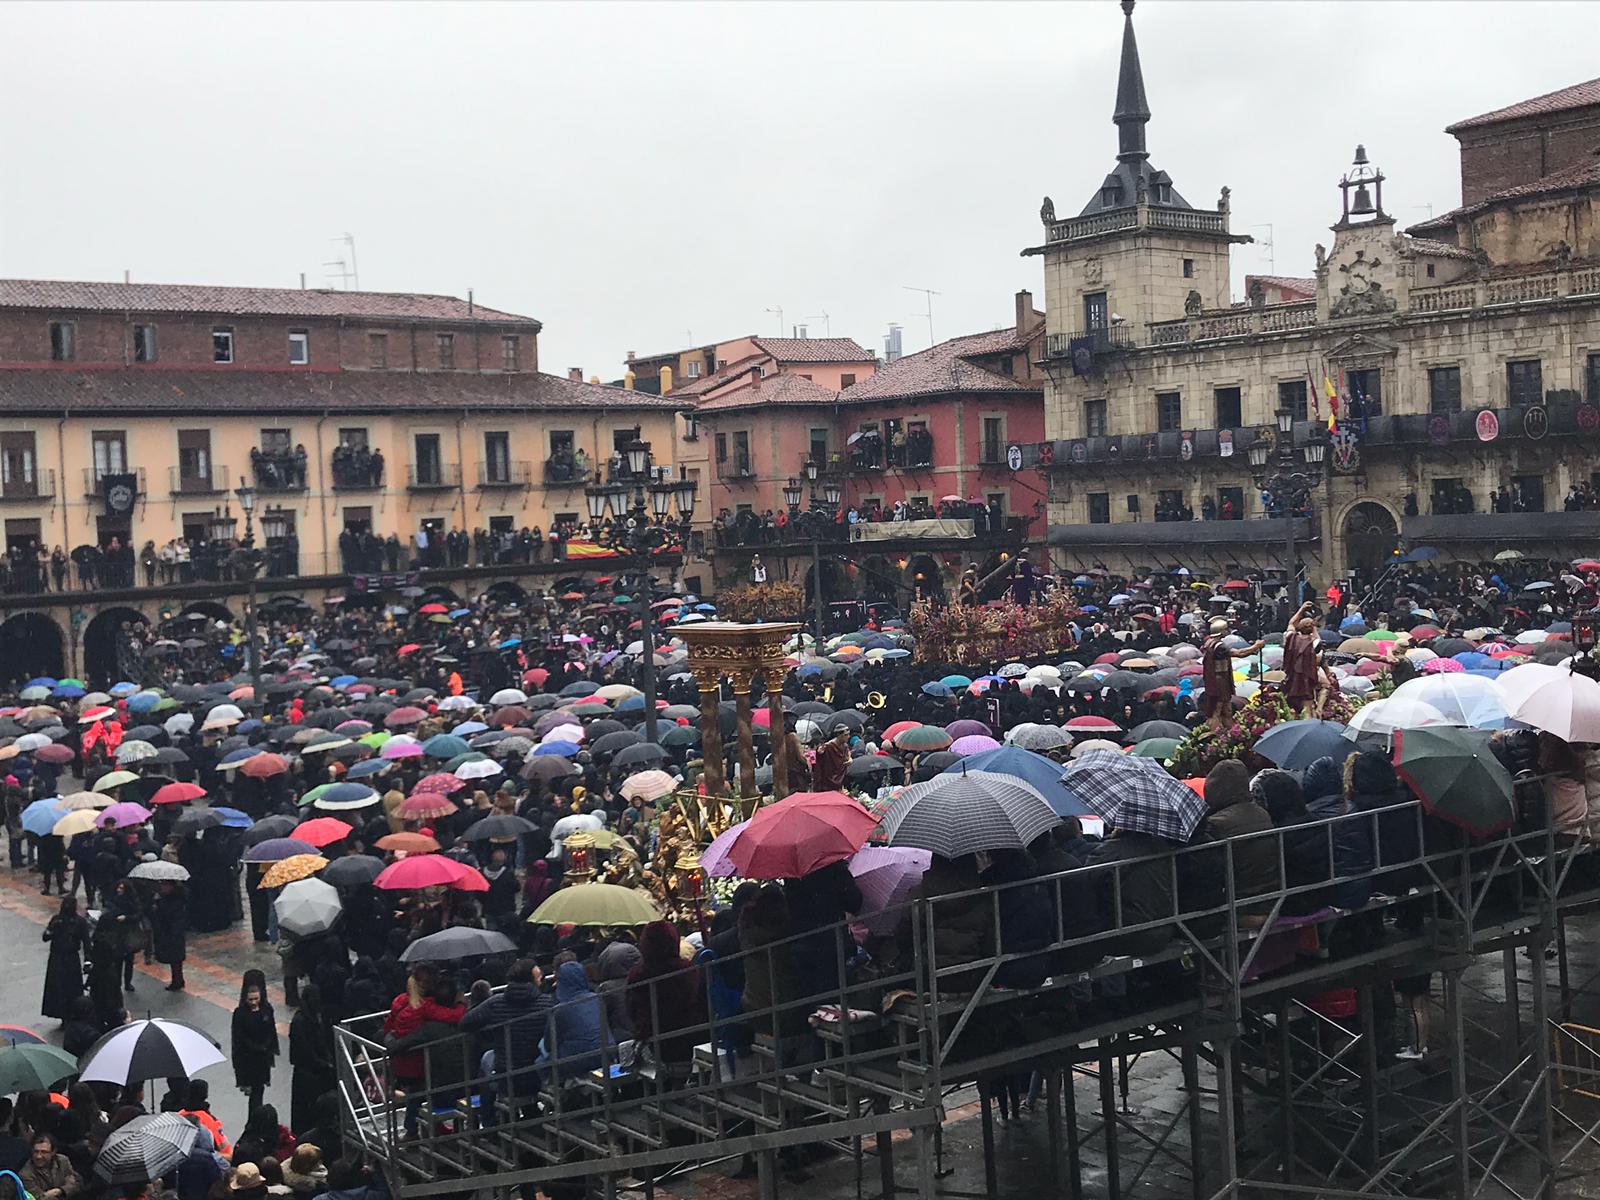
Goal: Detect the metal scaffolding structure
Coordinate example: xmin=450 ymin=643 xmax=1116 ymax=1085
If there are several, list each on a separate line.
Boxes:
xmin=336 ymin=796 xmax=1600 ymax=1200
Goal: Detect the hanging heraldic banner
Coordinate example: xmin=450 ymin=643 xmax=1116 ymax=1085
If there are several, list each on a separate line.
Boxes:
xmin=102 ymin=473 xmax=138 ymax=518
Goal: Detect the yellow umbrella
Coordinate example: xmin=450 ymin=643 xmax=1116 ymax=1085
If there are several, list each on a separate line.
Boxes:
xmin=92 ymin=771 xmax=140 ymax=793
xmin=0 ymin=746 xmax=18 ymax=763
xmin=258 ymin=854 xmax=329 ymax=889
xmin=52 ymin=809 xmax=102 ymax=841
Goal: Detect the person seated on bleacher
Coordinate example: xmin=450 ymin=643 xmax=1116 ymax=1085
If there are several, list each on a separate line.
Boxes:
xmin=738 ymin=885 xmax=813 ymax=1063
xmin=894 ymin=854 xmax=992 ymax=994
xmin=785 ymin=860 xmax=864 ymax=989
xmin=1302 ymin=755 xmax=1375 ymax=910
xmin=1029 ymin=823 xmax=1102 ymax=974
xmin=540 ymin=960 xmax=613 ymax=1083
xmin=1250 ymin=769 xmax=1333 ymax=916
xmin=1086 ymin=830 xmax=1178 ymax=959
xmin=384 ymin=975 xmax=470 ymax=1133
xmin=1352 ymin=749 xmax=1421 ymax=893
xmin=1181 ymin=761 xmax=1278 ymax=917
xmin=978 ymin=848 xmax=1051 ymax=988
xmin=459 ymin=958 xmax=549 ymax=1110
xmin=595 ymin=940 xmax=641 ymax=1042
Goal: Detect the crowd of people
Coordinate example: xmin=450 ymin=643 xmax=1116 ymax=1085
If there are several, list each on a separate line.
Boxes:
xmin=1 ymin=544 xmax=1599 ymax=1195
xmin=714 ymin=496 xmax=1010 ymax=548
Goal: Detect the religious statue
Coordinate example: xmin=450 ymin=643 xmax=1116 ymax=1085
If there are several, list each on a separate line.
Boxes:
xmin=1040 ymin=195 xmax=1056 ymax=224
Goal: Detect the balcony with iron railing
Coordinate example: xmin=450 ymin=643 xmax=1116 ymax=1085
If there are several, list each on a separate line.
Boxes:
xmin=0 ymin=469 xmax=54 ymax=502
xmin=1046 ymin=203 xmax=1228 ymax=246
xmin=541 ymin=458 xmax=592 ymax=487
xmin=1045 ymin=326 xmax=1134 ymax=359
xmin=406 ymin=461 xmax=461 ymax=491
xmin=168 ymin=463 xmax=231 ymax=496
xmin=477 ymin=460 xmax=532 ymax=489
xmin=716 ymin=456 xmax=756 ymax=482
xmin=248 ymin=453 xmax=308 ymax=492
xmin=82 ymin=467 xmax=147 ymax=498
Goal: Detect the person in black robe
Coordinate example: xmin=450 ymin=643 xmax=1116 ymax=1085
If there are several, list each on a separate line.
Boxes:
xmin=151 ymin=883 xmax=188 ymax=991
xmin=41 ymin=897 xmax=90 ymax=1020
xmin=288 ymin=984 xmax=333 ymax=1135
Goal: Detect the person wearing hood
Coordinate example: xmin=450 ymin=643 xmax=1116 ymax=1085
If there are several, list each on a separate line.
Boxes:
xmin=594 ymin=940 xmax=641 ymax=1042
xmin=1299 ymin=754 xmax=1376 ymax=911
xmin=1349 ymin=749 xmax=1420 ymax=888
xmin=1182 ymin=760 xmax=1277 ymax=914
xmin=1250 ymin=768 xmax=1331 ymax=915
xmin=459 ymin=958 xmax=550 ymax=1109
xmin=540 ymin=961 xmax=611 ymax=1082
xmin=627 ymin=921 xmax=702 ymax=1082
xmin=342 ymin=959 xmax=387 ymax=1031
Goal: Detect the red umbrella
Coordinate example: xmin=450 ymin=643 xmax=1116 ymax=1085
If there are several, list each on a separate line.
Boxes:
xmin=883 ymin=720 xmax=919 ymax=743
xmin=1221 ymin=579 xmax=1252 ymax=590
xmin=418 ymin=603 xmax=449 ymax=615
xmin=292 ymin=817 xmax=354 ymax=847
xmin=1576 ymin=560 xmax=1600 ymax=573
xmin=150 ymin=782 xmax=207 ymax=806
xmin=493 ymin=705 xmax=532 ymax=728
xmin=397 ymin=794 xmax=457 ymax=821
xmin=523 ymin=668 xmax=550 ymax=686
xmin=413 ymin=772 xmax=467 ymax=795
xmin=33 ymin=744 xmax=74 ymax=765
xmin=727 ymin=791 xmax=878 ymax=880
xmin=1065 ymin=715 xmax=1121 ymax=731
xmin=375 ymin=832 xmax=440 ymax=854
xmin=239 ymin=754 xmax=289 ymax=779
xmin=397 ymin=644 xmax=422 ymax=657
xmin=384 ymin=707 xmax=427 ymax=728
xmin=374 ymin=853 xmax=484 ymax=891
xmin=752 ymin=707 xmax=771 ymax=728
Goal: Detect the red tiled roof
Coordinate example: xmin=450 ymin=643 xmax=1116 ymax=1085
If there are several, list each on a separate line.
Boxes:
xmin=835 ymin=328 xmax=1041 ymax=405
xmin=671 ymin=354 xmax=768 ymax=398
xmin=0 ymin=279 xmax=537 ymax=325
xmin=750 ymin=336 xmax=873 ymax=364
xmin=1245 ymin=275 xmax=1317 ymax=300
xmin=696 ymin=372 xmax=838 ymax=414
xmin=1447 ymin=78 xmax=1600 ymax=132
xmin=1403 ymin=237 xmax=1475 ymax=261
xmin=0 ymin=367 xmax=675 ymax=414
xmin=1407 ymin=156 xmax=1600 ymax=234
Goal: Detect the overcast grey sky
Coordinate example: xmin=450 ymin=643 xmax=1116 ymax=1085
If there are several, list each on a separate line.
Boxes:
xmin=3 ymin=2 xmax=1595 ymax=377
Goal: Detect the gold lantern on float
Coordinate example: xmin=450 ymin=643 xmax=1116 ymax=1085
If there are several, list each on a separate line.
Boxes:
xmin=563 ymin=831 xmax=597 ymax=884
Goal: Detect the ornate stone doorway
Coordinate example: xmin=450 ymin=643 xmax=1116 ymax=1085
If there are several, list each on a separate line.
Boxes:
xmin=1342 ymin=501 xmax=1399 ymax=580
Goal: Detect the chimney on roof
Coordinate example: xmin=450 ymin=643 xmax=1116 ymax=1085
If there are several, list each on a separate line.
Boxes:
xmin=1015 ymin=290 xmax=1034 ymax=337
xmin=795 ymin=325 xmax=808 ymax=339
xmin=300 ymin=273 xmax=307 ymax=290
xmin=468 ymin=289 xmax=474 ymax=317
xmin=626 ymin=350 xmax=636 ymax=362
xmin=123 ymin=270 xmax=131 ymax=284
xmin=568 ymin=368 xmax=583 ymax=382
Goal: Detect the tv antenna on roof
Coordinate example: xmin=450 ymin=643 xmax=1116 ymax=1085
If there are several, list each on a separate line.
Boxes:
xmin=806 ymin=311 xmax=831 ymax=337
xmin=323 ymin=258 xmax=354 ymax=290
xmin=903 ymin=285 xmax=940 ymax=345
xmin=1252 ymin=224 xmax=1275 ymax=273
xmin=331 ymin=233 xmax=360 ymax=290
xmin=764 ymin=306 xmax=784 ymax=335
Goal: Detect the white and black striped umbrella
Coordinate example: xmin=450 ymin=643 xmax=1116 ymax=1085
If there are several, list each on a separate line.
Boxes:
xmin=878 ymin=770 xmax=1059 ymax=857
xmin=94 ymin=1113 xmax=199 ymax=1183
xmin=77 ymin=1018 xmax=223 ymax=1086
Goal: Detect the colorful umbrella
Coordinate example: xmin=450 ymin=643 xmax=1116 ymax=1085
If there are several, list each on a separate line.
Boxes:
xmin=1392 ymin=726 xmax=1515 ymax=836
xmin=258 ymin=854 xmax=330 ymax=889
xmin=726 ymin=791 xmax=879 ymax=880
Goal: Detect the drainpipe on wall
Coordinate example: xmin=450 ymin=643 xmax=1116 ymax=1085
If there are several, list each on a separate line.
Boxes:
xmin=455 ymin=411 xmax=469 ymax=534
xmin=315 ymin=402 xmax=332 ymax=576
xmin=56 ymin=409 xmax=71 ymax=554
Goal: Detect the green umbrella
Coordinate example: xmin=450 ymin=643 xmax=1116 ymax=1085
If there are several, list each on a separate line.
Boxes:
xmin=894 ymin=724 xmax=954 ymax=752
xmin=528 ymin=883 xmax=662 ymax=927
xmin=1130 ymin=737 xmax=1181 ymax=761
xmin=298 ymin=783 xmax=333 ymax=809
xmin=0 ymin=1043 xmax=79 ymax=1093
xmin=1363 ymin=628 xmax=1398 ymax=640
xmin=1392 ymin=726 xmax=1514 ymax=836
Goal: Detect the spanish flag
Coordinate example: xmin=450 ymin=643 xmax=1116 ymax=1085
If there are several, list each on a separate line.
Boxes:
xmin=564 ymin=540 xmax=619 ymax=559
xmin=1323 ymin=375 xmax=1340 ymax=431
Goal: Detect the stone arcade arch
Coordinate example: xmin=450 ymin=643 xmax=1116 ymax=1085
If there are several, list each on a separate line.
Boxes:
xmin=82 ymin=607 xmax=149 ymax=685
xmin=1341 ymin=500 xmax=1400 ymax=580
xmin=0 ymin=612 xmax=65 ymax=686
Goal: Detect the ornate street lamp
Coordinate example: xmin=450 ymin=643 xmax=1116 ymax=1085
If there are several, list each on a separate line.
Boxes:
xmin=1250 ymin=407 xmax=1326 ymax=608
xmin=232 ymin=484 xmax=266 ymax=718
xmin=782 ymin=477 xmax=803 ymax=509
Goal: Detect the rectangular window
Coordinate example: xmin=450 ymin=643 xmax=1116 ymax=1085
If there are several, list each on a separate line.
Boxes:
xmin=1214 ymin=386 xmax=1242 ymax=429
xmin=809 ymin=427 xmax=829 ymax=464
xmin=211 ymin=327 xmax=234 ymax=364
xmin=0 ymin=432 xmax=38 ymax=497
xmin=1430 ymin=477 xmax=1464 ymax=514
xmin=338 ymin=427 xmax=368 ymax=450
xmin=1428 ymin=366 xmax=1462 ymax=415
xmin=133 ymin=324 xmax=157 ymax=363
xmin=288 ymin=331 xmax=309 ymax=365
xmin=1511 ymin=473 xmax=1546 ymax=513
xmin=483 ymin=431 xmax=510 ymax=483
xmin=1087 ymin=492 xmax=1110 ymax=525
xmin=841 ymin=372 xmax=857 ymax=388
xmin=436 ymin=333 xmax=455 ymax=370
xmin=1157 ymin=489 xmax=1186 ymax=521
xmin=998 ymin=358 xmax=1013 ymax=377
xmin=1084 ymin=399 xmax=1107 ymax=438
xmin=1507 ymin=358 xmax=1542 ymax=406
xmin=1156 ymin=391 xmax=1182 ymax=432
xmin=343 ymin=506 xmax=373 ymax=534
xmin=1183 ymin=258 xmax=1195 ymax=278
xmin=91 ymin=431 xmax=126 ymax=479
xmin=180 ymin=513 xmax=213 ymax=544
xmin=981 ymin=416 xmax=1005 ymax=463
xmin=685 ymin=360 xmax=702 ymax=379
xmin=986 ymin=491 xmax=1008 ymax=517
xmin=49 ymin=322 xmax=75 ymax=361
xmin=1347 ymin=368 xmax=1383 ymax=416
xmin=177 ymin=429 xmax=211 ymax=487
xmin=368 ymin=333 xmax=388 ymax=369
xmin=1585 ymin=353 xmax=1600 ymax=403
xmin=548 ymin=430 xmax=574 ymax=456
xmin=1278 ymin=379 xmax=1308 ymax=421
xmin=732 ymin=431 xmax=752 ymax=475
xmin=1083 ymin=292 xmax=1108 ymax=333
xmin=413 ymin=433 xmax=442 ymax=485
xmin=715 ymin=432 xmax=727 ymax=464
xmin=1217 ymin=486 xmax=1244 ymax=520
xmin=501 ymin=335 xmax=521 ymax=371
xmin=259 ymin=428 xmax=291 ymax=453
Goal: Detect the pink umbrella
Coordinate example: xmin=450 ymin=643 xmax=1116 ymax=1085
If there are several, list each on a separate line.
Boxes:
xmin=413 ymin=772 xmax=468 ymax=794
xmin=374 ymin=853 xmax=487 ymax=891
xmin=728 ymin=791 xmax=879 ymax=880
xmin=380 ymin=740 xmax=425 ymax=760
xmin=384 ymin=707 xmax=427 ymax=729
xmin=700 ymin=819 xmax=750 ymax=878
xmin=849 ymin=846 xmax=933 ymax=934
xmin=100 ymin=802 xmax=153 ymax=829
xmin=1064 ymin=716 xmax=1122 ymax=732
xmin=1354 ymin=659 xmax=1388 ymax=677
xmin=950 ymin=734 xmax=1001 ymax=755
xmin=1423 ymin=656 xmax=1465 ymax=673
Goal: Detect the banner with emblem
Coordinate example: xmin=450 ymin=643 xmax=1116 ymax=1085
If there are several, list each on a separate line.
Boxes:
xmin=1475 ymin=409 xmax=1500 ymax=442
xmin=1523 ymin=406 xmax=1549 ymax=440
xmin=1179 ymin=431 xmax=1194 ymax=461
xmin=1218 ymin=429 xmax=1234 ymax=458
xmin=101 ymin=473 xmax=138 ymax=518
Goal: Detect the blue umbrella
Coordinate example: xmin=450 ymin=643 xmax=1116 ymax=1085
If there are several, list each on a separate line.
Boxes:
xmin=317 ymin=782 xmax=377 ymax=809
xmin=939 ymin=675 xmax=972 ymax=688
xmin=453 ymin=721 xmax=489 ymax=736
xmin=941 ymin=746 xmax=1091 ymax=817
xmin=331 ymin=675 xmax=358 ymax=688
xmin=1401 ymin=545 xmax=1440 ymax=562
xmin=1340 ymin=613 xmax=1366 ymax=631
xmin=51 ymin=684 xmax=85 ymax=700
xmin=237 ymin=719 xmax=264 ymax=735
xmin=881 ymin=648 xmax=911 ymax=659
xmin=535 ymin=741 xmax=580 ymax=757
xmin=1453 ymin=652 xmax=1491 ymax=670
xmin=423 ymin=734 xmax=472 ymax=758
xmin=220 ymin=747 xmax=263 ymax=766
xmin=23 ymin=678 xmax=56 ymax=689
xmin=797 ymin=663 xmax=824 ymax=679
xmin=694 ymin=603 xmax=717 ymax=612
xmin=615 ymin=696 xmax=646 ymax=713
xmin=345 ymin=759 xmax=390 ymax=780
xmin=109 ymin=682 xmax=140 ymax=697
xmin=498 ymin=638 xmax=522 ymax=649
xmin=449 ymin=608 xmax=471 ymax=619
xmin=128 ymin=693 xmax=161 ymax=714
xmin=20 ymin=800 xmax=67 ymax=837
xmin=1253 ymin=719 xmax=1351 ymax=771
xmin=1080 ymin=605 xmax=1099 ymax=614
xmin=921 ymin=681 xmax=953 ymax=698
xmin=211 ymin=807 xmax=253 ymax=829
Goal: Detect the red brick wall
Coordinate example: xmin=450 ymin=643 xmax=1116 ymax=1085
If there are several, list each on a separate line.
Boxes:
xmin=1457 ymin=107 xmax=1600 ymax=206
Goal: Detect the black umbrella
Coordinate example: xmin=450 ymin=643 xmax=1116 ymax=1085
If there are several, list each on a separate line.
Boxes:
xmin=846 ymin=754 xmax=903 ymax=778
xmin=79 ymin=1019 xmax=223 ymax=1088
xmin=123 ymin=725 xmax=165 ymax=743
xmin=94 ymin=1114 xmax=199 ymax=1184
xmin=613 ymin=743 xmax=667 ymax=768
xmin=912 ymin=750 xmax=960 ymax=782
xmin=592 ymin=730 xmax=643 ymax=756
xmin=826 ymin=711 xmax=866 ymax=734
xmin=242 ymin=814 xmax=299 ymax=846
xmin=172 ymin=809 xmax=224 ymax=837
xmin=321 ymin=855 xmax=385 ymax=887
xmin=585 ymin=719 xmax=627 ymax=738
xmin=400 ymin=926 xmax=516 ymax=963
xmin=1130 ymin=720 xmax=1188 ymax=742
xmin=521 ymin=756 xmax=578 ymax=782
xmin=463 ymin=814 xmax=536 ymax=841
xmin=793 ymin=701 xmax=836 ymax=717
xmin=154 ymin=747 xmax=189 ymax=765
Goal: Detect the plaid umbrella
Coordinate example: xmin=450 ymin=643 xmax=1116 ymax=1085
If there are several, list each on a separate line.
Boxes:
xmin=1061 ymin=751 xmax=1207 ymax=841
xmin=878 ymin=771 xmax=1059 ymax=857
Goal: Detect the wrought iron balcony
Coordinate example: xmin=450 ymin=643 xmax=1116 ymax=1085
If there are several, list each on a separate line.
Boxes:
xmin=1045 ymin=326 xmax=1133 ymax=359
xmin=82 ymin=467 xmax=146 ymax=498
xmin=0 ymin=469 xmax=54 ymax=502
xmin=477 ymin=460 xmax=532 ymax=488
xmin=406 ymin=462 xmax=461 ymax=490
xmin=168 ymin=464 xmax=231 ymax=496
xmin=541 ymin=459 xmax=591 ymax=487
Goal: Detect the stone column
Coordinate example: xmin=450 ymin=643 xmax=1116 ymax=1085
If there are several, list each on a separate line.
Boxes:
xmin=734 ymin=683 xmax=758 ymax=801
xmin=764 ymin=659 xmax=791 ymax=801
xmin=696 ymin=671 xmax=726 ymax=798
